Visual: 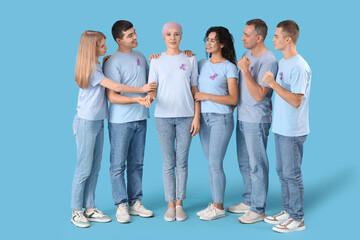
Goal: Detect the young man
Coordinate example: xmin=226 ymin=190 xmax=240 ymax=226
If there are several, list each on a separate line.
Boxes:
xmin=228 ymin=19 xmax=278 ymax=224
xmin=262 ymin=20 xmax=311 ymax=233
xmin=104 ymin=20 xmax=154 ymax=223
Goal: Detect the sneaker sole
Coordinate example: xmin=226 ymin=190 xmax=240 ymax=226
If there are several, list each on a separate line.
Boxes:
xmin=238 ymin=217 xmax=265 ymax=224
xmin=129 ymin=210 xmax=154 ymax=218
xmin=164 ymin=216 xmax=176 ymax=222
xmin=199 ymin=213 xmax=225 ymax=221
xmin=87 ymin=218 xmax=112 ymax=223
xmin=176 ymin=216 xmax=187 ymax=221
xmin=273 ymin=225 xmax=306 ymax=233
xmin=71 ymin=219 xmax=90 ymax=228
xmin=116 ymin=218 xmax=131 ymax=223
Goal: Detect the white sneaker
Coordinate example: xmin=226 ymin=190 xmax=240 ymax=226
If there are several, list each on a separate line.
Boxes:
xmin=238 ymin=210 xmax=266 ymax=224
xmin=264 ymin=211 xmax=289 ymax=224
xmin=84 ymin=208 xmax=112 ymax=223
xmin=272 ymin=217 xmax=305 ymax=233
xmin=227 ymin=202 xmax=250 ymax=213
xmin=116 ymin=203 xmax=131 ymax=223
xmin=164 ymin=207 xmax=176 ymax=222
xmin=129 ymin=200 xmax=154 ymax=217
xmin=196 ymin=203 xmax=212 ymax=217
xmin=71 ymin=211 xmax=90 ymax=228
xmin=199 ymin=204 xmax=225 ymax=221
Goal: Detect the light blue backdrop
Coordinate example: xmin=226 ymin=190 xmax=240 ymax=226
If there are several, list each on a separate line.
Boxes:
xmin=1 ymin=0 xmax=359 ymax=239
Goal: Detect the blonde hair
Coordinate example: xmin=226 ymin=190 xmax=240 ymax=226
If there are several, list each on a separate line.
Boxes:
xmin=75 ymin=31 xmax=106 ymax=88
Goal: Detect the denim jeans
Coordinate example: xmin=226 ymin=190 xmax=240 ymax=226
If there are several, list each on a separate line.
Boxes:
xmin=275 ymin=133 xmax=307 ymax=221
xmin=71 ymin=115 xmax=104 ymax=211
xmin=200 ymin=113 xmax=234 ymax=204
xmin=108 ymin=120 xmax=146 ymax=206
xmin=236 ymin=121 xmax=271 ymax=213
xmin=155 ymin=117 xmax=193 ymax=202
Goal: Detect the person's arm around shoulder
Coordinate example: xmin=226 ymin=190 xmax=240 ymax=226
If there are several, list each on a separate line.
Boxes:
xmin=262 ymin=71 xmax=304 ymax=108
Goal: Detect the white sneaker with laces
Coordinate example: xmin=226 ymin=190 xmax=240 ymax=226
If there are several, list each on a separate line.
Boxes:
xmin=199 ymin=204 xmax=225 ymax=221
xmin=84 ymin=208 xmax=112 ymax=223
xmin=227 ymin=202 xmax=250 ymax=213
xmin=264 ymin=211 xmax=289 ymax=224
xmin=71 ymin=211 xmax=90 ymax=228
xmin=129 ymin=200 xmax=154 ymax=217
xmin=116 ymin=203 xmax=131 ymax=223
xmin=197 ymin=203 xmax=212 ymax=217
xmin=272 ymin=217 xmax=305 ymax=233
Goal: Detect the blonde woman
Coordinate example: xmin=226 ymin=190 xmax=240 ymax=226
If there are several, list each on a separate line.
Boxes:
xmin=71 ymin=30 xmax=155 ymax=228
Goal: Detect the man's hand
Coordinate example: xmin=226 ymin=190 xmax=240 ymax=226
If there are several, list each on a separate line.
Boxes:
xmin=148 ymin=53 xmax=161 ymax=62
xmin=262 ymin=71 xmax=276 ymax=88
xmin=237 ymin=56 xmax=251 ymax=72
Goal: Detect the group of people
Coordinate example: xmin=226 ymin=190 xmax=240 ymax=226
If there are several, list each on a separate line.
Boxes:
xmin=71 ymin=18 xmax=311 ymax=234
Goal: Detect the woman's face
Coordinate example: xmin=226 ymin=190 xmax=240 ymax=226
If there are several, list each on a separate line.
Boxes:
xmin=206 ymin=32 xmax=223 ymax=54
xmin=164 ymin=28 xmax=181 ymax=50
xmin=96 ymin=38 xmax=107 ymax=57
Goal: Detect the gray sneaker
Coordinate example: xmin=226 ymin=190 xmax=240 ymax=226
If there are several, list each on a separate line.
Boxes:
xmin=71 ymin=211 xmax=90 ymax=228
xmin=227 ymin=202 xmax=250 ymax=214
xmin=129 ymin=200 xmax=154 ymax=217
xmin=175 ymin=206 xmax=187 ymax=221
xmin=238 ymin=210 xmax=266 ymax=224
xmin=116 ymin=203 xmax=131 ymax=223
xmin=164 ymin=207 xmax=176 ymax=222
xmin=84 ymin=208 xmax=112 ymax=223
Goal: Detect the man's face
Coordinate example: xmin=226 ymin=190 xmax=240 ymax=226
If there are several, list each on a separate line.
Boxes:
xmin=241 ymin=24 xmax=258 ymax=49
xmin=273 ymin=27 xmax=287 ymax=50
xmin=117 ymin=27 xmax=138 ymax=49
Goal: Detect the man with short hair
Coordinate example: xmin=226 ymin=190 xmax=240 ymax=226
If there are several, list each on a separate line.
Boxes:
xmin=228 ymin=19 xmax=278 ymax=224
xmin=262 ymin=20 xmax=311 ymax=233
xmin=104 ymin=20 xmax=154 ymax=223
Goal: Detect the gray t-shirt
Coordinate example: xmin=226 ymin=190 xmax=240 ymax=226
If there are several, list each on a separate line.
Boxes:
xmin=237 ymin=50 xmax=278 ymax=123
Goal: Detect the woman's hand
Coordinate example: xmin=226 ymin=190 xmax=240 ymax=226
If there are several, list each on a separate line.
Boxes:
xmin=194 ymin=92 xmax=210 ymax=101
xmin=183 ymin=50 xmax=196 ymax=57
xmin=190 ymin=117 xmax=200 ymax=137
xmin=102 ymin=55 xmax=111 ymax=65
xmin=141 ymin=82 xmax=157 ymax=93
xmin=148 ymin=53 xmax=161 ymax=62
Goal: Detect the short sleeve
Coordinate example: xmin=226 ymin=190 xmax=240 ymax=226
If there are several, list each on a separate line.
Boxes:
xmin=89 ymin=65 xmax=105 ymax=87
xmin=190 ymin=56 xmax=198 ymax=86
xmin=148 ymin=60 xmax=158 ymax=84
xmin=225 ymin=62 xmax=238 ymax=80
xmin=103 ymin=59 xmax=121 ymax=84
xmin=290 ymin=65 xmax=308 ymax=94
xmin=258 ymin=60 xmax=278 ymax=87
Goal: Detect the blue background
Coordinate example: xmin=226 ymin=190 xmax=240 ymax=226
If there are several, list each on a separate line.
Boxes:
xmin=1 ymin=0 xmax=359 ymax=239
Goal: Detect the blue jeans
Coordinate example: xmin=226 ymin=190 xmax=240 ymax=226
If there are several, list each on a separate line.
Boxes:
xmin=200 ymin=113 xmax=234 ymax=204
xmin=108 ymin=120 xmax=146 ymax=206
xmin=236 ymin=121 xmax=271 ymax=213
xmin=275 ymin=133 xmax=307 ymax=221
xmin=155 ymin=117 xmax=193 ymax=202
xmin=71 ymin=115 xmax=104 ymax=211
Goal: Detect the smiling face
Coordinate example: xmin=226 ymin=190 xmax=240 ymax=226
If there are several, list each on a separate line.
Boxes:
xmin=273 ymin=27 xmax=288 ymax=50
xmin=117 ymin=27 xmax=138 ymax=50
xmin=205 ymin=32 xmax=223 ymax=54
xmin=241 ymin=24 xmax=259 ymax=50
xmin=96 ymin=38 xmax=107 ymax=57
xmin=164 ymin=28 xmax=181 ymax=50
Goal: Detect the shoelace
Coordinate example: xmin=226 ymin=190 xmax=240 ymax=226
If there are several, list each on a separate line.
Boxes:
xmin=203 ymin=204 xmax=215 ymax=214
xmin=280 ymin=217 xmax=293 ymax=226
xmin=272 ymin=211 xmax=286 ymax=219
xmin=75 ymin=212 xmax=86 ymax=221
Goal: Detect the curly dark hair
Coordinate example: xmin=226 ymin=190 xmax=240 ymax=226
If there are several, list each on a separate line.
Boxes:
xmin=204 ymin=26 xmax=236 ymax=65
